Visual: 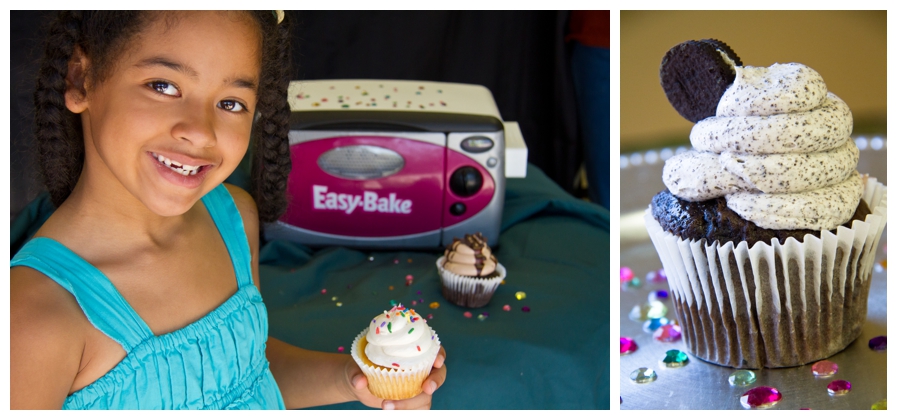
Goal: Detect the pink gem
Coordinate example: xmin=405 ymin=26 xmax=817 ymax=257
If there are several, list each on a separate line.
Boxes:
xmin=620 ymin=267 xmax=634 ymax=282
xmin=741 ymin=386 xmax=782 ymax=409
xmin=653 ymin=324 xmax=682 ymax=342
xmin=620 ymin=337 xmax=638 ymax=354
xmin=406 ymin=274 xmax=414 ymax=281
xmin=427 ymin=314 xmax=433 ymax=320
xmin=827 ymin=380 xmax=851 ymax=395
xmin=503 ymin=305 xmax=511 ymax=311
xmin=463 ymin=311 xmax=473 ymax=318
xmin=320 ymin=289 xmax=327 ymax=294
xmin=337 ymin=346 xmax=344 ymax=353
xmin=811 ymin=360 xmax=838 ymax=377
xmin=655 ymin=269 xmax=667 ymax=282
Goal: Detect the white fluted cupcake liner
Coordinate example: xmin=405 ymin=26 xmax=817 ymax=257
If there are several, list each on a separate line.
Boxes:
xmin=645 ymin=179 xmax=887 ymax=368
xmin=350 ymin=328 xmax=441 ymax=400
xmin=436 ymin=256 xmax=507 ymax=308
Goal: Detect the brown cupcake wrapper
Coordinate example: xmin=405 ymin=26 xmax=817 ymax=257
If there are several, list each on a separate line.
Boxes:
xmin=645 ymin=179 xmax=887 ymax=368
xmin=350 ymin=328 xmax=442 ymax=400
xmin=436 ymin=256 xmax=507 ymax=308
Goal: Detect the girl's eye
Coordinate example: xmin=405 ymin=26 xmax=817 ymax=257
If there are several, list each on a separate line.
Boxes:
xmin=219 ymin=100 xmax=246 ymax=113
xmin=149 ymin=81 xmax=179 ymax=96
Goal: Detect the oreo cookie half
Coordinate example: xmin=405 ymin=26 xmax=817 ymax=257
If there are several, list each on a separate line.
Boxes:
xmin=660 ymin=39 xmax=743 ymax=123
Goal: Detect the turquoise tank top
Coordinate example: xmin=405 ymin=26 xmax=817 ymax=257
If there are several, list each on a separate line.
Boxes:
xmin=10 ymin=185 xmax=286 ymax=409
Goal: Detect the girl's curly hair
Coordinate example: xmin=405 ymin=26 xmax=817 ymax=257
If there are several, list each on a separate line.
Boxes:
xmin=33 ymin=11 xmax=292 ymax=223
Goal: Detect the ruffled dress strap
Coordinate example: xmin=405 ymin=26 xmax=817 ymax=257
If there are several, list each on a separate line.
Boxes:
xmin=11 ymin=237 xmax=154 ymax=352
xmin=201 ymin=184 xmax=254 ymax=288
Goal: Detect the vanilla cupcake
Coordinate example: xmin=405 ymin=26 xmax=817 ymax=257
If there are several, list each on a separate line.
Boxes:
xmin=436 ymin=233 xmax=507 ymax=308
xmin=351 ymin=304 xmax=441 ymax=400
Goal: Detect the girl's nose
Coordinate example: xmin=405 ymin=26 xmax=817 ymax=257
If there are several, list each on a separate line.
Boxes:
xmin=170 ymin=101 xmax=217 ymax=148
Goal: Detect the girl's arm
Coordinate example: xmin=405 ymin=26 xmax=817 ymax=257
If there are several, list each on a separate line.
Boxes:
xmin=227 ymin=184 xmax=446 ymax=409
xmin=10 ymin=266 xmax=87 ymax=409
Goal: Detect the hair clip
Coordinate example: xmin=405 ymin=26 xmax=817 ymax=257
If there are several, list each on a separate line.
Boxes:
xmin=273 ymin=10 xmax=284 ymax=24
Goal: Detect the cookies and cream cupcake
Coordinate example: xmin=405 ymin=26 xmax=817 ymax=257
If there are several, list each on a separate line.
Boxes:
xmin=647 ymin=39 xmax=887 ymax=368
xmin=351 ymin=304 xmax=442 ymax=400
xmin=436 ymin=233 xmax=507 ymax=308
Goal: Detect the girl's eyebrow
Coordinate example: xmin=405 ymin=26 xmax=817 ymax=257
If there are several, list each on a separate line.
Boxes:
xmin=134 ymin=56 xmax=258 ymax=91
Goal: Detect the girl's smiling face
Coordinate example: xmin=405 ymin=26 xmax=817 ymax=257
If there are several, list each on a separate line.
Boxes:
xmin=66 ymin=11 xmax=262 ymax=217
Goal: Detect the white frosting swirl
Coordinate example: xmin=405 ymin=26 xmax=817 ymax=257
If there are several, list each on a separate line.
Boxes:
xmin=364 ymin=305 xmax=438 ymax=369
xmin=662 ymin=60 xmax=863 ymax=230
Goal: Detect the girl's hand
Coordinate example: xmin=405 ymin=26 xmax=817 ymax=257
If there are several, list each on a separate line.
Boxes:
xmin=346 ymin=346 xmax=447 ymax=410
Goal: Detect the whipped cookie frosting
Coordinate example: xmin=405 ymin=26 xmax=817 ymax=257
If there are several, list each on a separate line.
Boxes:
xmin=364 ymin=304 xmax=438 ymax=369
xmin=443 ymin=233 xmax=498 ymax=277
xmin=662 ymin=57 xmax=863 ymax=231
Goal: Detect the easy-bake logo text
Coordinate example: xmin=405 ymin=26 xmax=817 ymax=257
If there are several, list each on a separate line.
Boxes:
xmin=312 ymin=185 xmax=412 ymax=215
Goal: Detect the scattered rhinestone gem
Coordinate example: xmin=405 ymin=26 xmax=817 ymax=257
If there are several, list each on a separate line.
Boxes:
xmin=646 ymin=301 xmax=667 ymax=318
xmin=515 ymin=291 xmax=527 ymax=300
xmin=653 ymin=324 xmax=682 ymax=342
xmin=394 ymin=259 xmax=399 ymax=264
xmin=729 ymin=370 xmax=757 ymax=386
xmin=642 ymin=317 xmax=670 ymax=333
xmin=335 ymin=302 xmax=342 ymax=307
xmin=662 ymin=349 xmax=688 ymax=367
xmin=368 ymin=256 xmax=374 ymax=261
xmin=740 ymin=386 xmax=782 ymax=409
xmin=827 ymin=380 xmax=851 ymax=396
xmin=811 ymin=360 xmax=838 ymax=377
xmin=521 ymin=306 xmax=531 ymax=312
xmin=429 ymin=302 xmax=440 ymax=309
xmin=463 ymin=311 xmax=472 ymax=318
xmin=652 ymin=269 xmax=667 ymax=283
xmin=331 ymin=296 xmax=338 ymax=301
xmin=871 ymin=399 xmax=887 ymax=410
xmin=622 ymin=277 xmax=642 ymax=289
xmin=869 ymin=336 xmax=887 ymax=351
xmin=388 ymin=286 xmax=394 ymax=290
xmin=320 ymin=289 xmax=327 ymax=294
xmin=620 ymin=267 xmax=634 ymax=282
xmin=630 ymin=367 xmax=656 ymax=384
xmin=629 ymin=304 xmax=649 ymax=322
xmin=502 ymin=305 xmax=511 ymax=311
xmin=389 ymin=299 xmax=397 ymax=306
xmin=427 ymin=314 xmax=434 ymax=320
xmin=620 ymin=337 xmax=637 ymax=355
xmin=648 ymin=290 xmax=669 ymax=301
xmin=337 ymin=346 xmax=344 ymax=352
xmin=477 ymin=314 xmax=487 ymax=321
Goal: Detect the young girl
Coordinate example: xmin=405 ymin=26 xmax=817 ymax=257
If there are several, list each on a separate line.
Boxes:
xmin=10 ymin=11 xmax=446 ymax=410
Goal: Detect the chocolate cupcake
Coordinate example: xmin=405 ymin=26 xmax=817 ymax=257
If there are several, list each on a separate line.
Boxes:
xmin=646 ymin=40 xmax=888 ymax=368
xmin=436 ymin=233 xmax=507 ymax=308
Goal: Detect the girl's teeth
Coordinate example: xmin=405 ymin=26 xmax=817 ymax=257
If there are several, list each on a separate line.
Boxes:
xmin=154 ymin=153 xmax=202 ymax=176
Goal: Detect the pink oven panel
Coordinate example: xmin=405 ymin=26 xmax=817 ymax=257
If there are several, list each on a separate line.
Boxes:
xmin=443 ymin=149 xmax=495 ymax=227
xmin=282 ymin=136 xmax=445 ymax=237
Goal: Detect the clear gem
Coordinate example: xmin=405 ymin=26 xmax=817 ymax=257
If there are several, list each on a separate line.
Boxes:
xmin=648 ymin=290 xmax=669 ymax=301
xmin=729 ymin=370 xmax=757 ymax=386
xmin=662 ymin=349 xmax=688 ymax=367
xmin=629 ymin=304 xmax=648 ymax=321
xmin=642 ymin=317 xmax=670 ymax=333
xmin=620 ymin=337 xmax=638 ymax=355
xmin=811 ymin=360 xmax=838 ymax=377
xmin=741 ymin=386 xmax=782 ymax=409
xmin=872 ymin=399 xmax=887 ymax=410
xmin=630 ymin=367 xmax=656 ymax=384
xmin=620 ymin=266 xmax=634 ymax=282
xmin=827 ymin=380 xmax=851 ymax=396
xmin=653 ymin=324 xmax=682 ymax=342
xmin=869 ymin=336 xmax=887 ymax=351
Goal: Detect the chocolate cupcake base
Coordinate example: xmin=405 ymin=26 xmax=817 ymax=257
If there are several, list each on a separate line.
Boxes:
xmin=436 ymin=256 xmax=506 ymax=308
xmin=645 ymin=179 xmax=886 ymax=368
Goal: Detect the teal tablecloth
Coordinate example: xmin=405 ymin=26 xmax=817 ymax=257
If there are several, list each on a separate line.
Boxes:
xmin=10 ymin=164 xmax=609 ymax=409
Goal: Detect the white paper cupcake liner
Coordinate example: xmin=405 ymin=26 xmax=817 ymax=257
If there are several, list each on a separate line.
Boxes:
xmin=436 ymin=256 xmax=507 ymax=308
xmin=645 ymin=179 xmax=887 ymax=368
xmin=350 ymin=328 xmax=441 ymax=400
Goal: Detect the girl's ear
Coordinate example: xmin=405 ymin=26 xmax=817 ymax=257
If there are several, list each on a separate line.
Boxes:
xmin=64 ymin=45 xmax=90 ymax=114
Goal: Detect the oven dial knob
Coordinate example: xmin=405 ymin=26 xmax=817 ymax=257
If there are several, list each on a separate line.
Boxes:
xmin=449 ymin=166 xmax=483 ymax=197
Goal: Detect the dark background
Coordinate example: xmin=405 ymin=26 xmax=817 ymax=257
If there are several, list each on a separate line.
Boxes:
xmin=10 ymin=10 xmax=585 ymax=220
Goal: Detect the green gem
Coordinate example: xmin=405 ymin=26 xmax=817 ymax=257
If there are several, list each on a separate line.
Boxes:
xmin=728 ymin=370 xmax=757 ymax=386
xmin=389 ymin=299 xmax=397 ymax=306
xmin=662 ymin=350 xmax=689 ymax=367
xmin=624 ymin=277 xmax=642 ymax=289
xmin=872 ymin=399 xmax=887 ymax=410
xmin=630 ymin=367 xmax=657 ymax=384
